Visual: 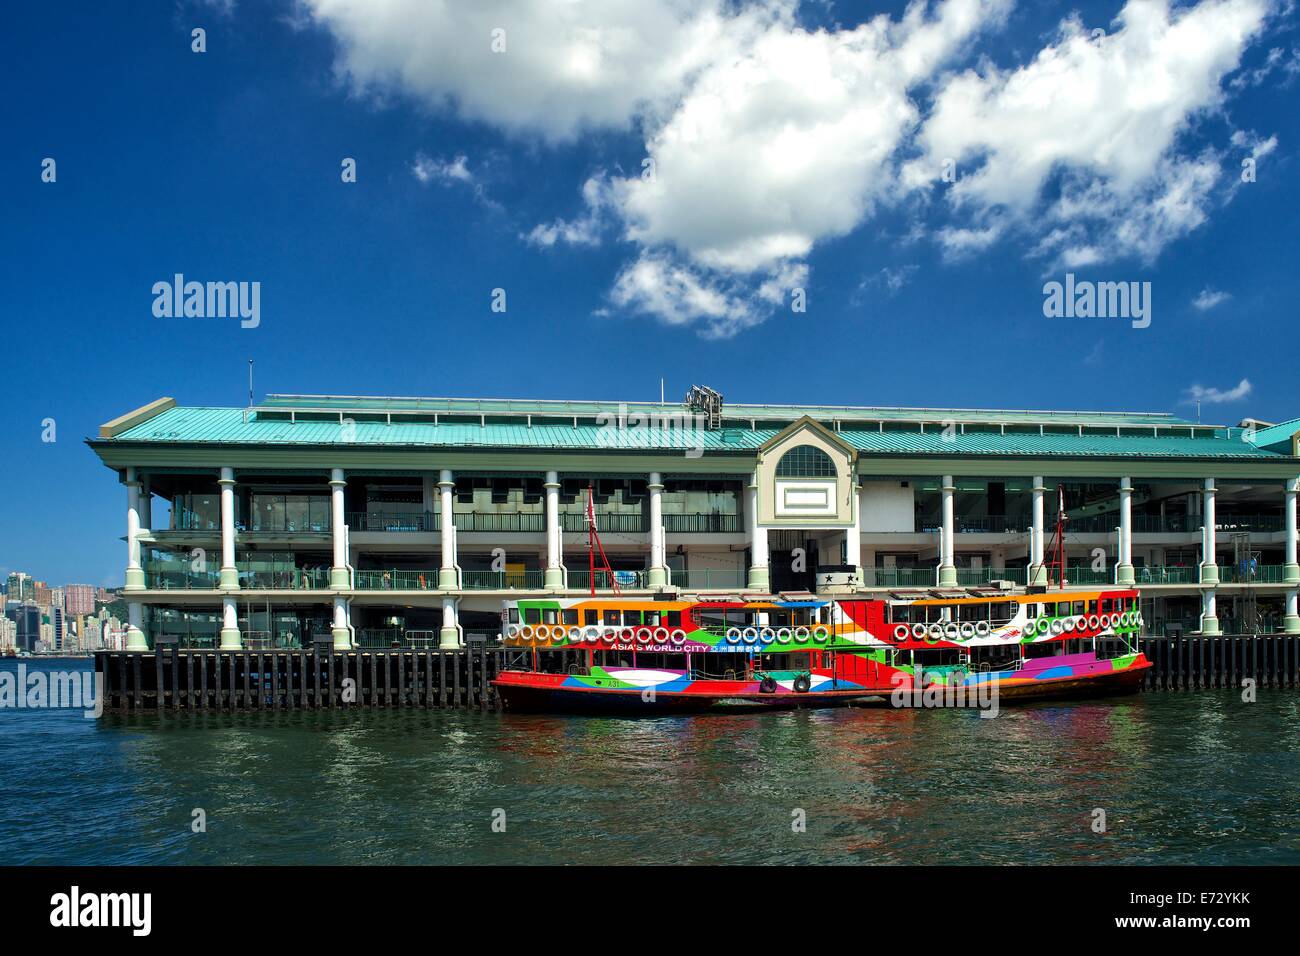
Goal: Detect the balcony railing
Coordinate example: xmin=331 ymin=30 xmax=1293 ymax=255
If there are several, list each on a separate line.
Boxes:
xmin=145 ymin=569 xmax=222 ymax=590
xmin=663 ymin=513 xmax=742 ymax=533
xmin=238 ymin=568 xmax=331 ymax=590
xmin=355 ymin=628 xmax=439 ymax=649
xmin=1216 ymin=564 xmax=1288 ymax=584
xmin=461 ymin=569 xmax=546 ymax=590
xmin=561 ymin=513 xmax=647 ymax=534
xmin=864 ymin=568 xmax=937 ymax=588
xmin=455 ymin=512 xmax=546 ymax=533
xmin=1134 ymin=566 xmax=1200 ymax=584
xmin=673 ymin=569 xmax=747 ymax=590
xmin=354 ymin=569 xmax=439 ymax=590
xmin=346 ymin=511 xmax=436 ymax=532
xmin=247 ymin=499 xmax=332 ymax=533
xmin=567 ymin=569 xmax=648 ymax=590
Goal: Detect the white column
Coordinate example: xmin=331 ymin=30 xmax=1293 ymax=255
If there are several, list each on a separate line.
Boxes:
xmin=1030 ymin=476 xmax=1047 ymax=586
xmin=1116 ymin=476 xmax=1135 ymax=585
xmin=544 ymin=470 xmax=564 ymax=589
xmin=438 ymin=469 xmax=458 ymax=589
xmin=217 ymin=467 xmax=241 ymax=649
xmin=218 ymin=467 xmax=238 ymax=589
xmin=938 ymin=475 xmax=957 ymax=586
xmin=331 ymin=595 xmax=352 ymax=650
xmin=747 ymin=472 xmax=769 ymax=590
xmin=329 ymin=468 xmax=349 ymax=589
xmin=124 ymin=466 xmax=145 ymax=591
xmin=1199 ymin=477 xmax=1220 ymax=634
xmin=1284 ymin=477 xmax=1299 ymax=633
xmin=440 ymin=595 xmax=461 ymax=648
xmin=648 ymin=472 xmax=668 ymax=587
xmin=220 ymin=595 xmax=241 ymax=650
xmin=139 ymin=477 xmax=152 ymax=533
xmin=126 ymin=600 xmax=147 ymax=651
xmin=845 ymin=482 xmax=863 ymax=587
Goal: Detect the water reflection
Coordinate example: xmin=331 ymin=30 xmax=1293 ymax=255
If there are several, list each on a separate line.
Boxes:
xmin=1 ymin=659 xmax=1298 ymax=864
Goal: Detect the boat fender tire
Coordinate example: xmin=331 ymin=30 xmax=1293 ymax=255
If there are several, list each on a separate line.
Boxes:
xmin=793 ymin=675 xmax=811 ymax=694
xmin=759 ymin=675 xmax=778 ymax=694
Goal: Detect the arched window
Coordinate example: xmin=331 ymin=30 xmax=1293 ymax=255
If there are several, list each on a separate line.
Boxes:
xmin=775 ymin=444 xmax=837 ymax=478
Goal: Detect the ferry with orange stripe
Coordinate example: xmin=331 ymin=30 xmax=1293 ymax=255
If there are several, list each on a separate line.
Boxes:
xmin=492 ymin=587 xmax=1152 ymax=713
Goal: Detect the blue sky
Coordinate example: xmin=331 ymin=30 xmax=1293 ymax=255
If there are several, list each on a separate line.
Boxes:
xmin=1 ymin=0 xmax=1297 ymax=587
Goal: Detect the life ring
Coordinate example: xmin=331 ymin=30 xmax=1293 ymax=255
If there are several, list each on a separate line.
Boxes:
xmin=1088 ymin=615 xmax=1100 ymax=630
xmin=794 ymin=626 xmax=811 ymax=643
xmin=776 ymin=627 xmax=793 ymax=644
xmin=944 ymin=622 xmax=961 ymax=642
xmin=584 ymin=627 xmax=600 ymax=643
xmin=759 ymin=627 xmax=776 ymax=644
xmin=635 ymin=627 xmax=652 ymax=644
xmin=1064 ymin=618 xmax=1076 ymax=633
xmin=520 ymin=625 xmax=534 ymax=640
xmin=534 ymin=624 xmax=549 ymax=640
xmin=793 ymin=674 xmax=812 ymax=694
xmin=759 ymin=675 xmax=778 ymax=694
xmin=620 ymin=627 xmax=635 ymax=644
xmin=653 ymin=627 xmax=670 ymax=644
xmin=960 ymin=622 xmax=975 ymax=639
xmin=601 ymin=629 xmax=615 ymax=644
xmin=725 ymin=627 xmax=742 ymax=644
xmin=742 ymin=627 xmax=759 ymax=644
xmin=812 ymin=625 xmax=830 ymax=643
xmin=975 ymin=620 xmax=991 ymax=637
xmin=1050 ymin=619 xmax=1063 ymax=636
xmin=670 ymin=629 xmax=687 ymax=645
xmin=911 ymin=623 xmax=928 ymax=641
xmin=894 ymin=624 xmax=910 ymax=641
xmin=926 ymin=624 xmax=943 ymax=644
xmin=507 ymin=624 xmax=520 ymax=639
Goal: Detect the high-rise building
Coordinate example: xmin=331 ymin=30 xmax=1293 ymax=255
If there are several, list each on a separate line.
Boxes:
xmin=5 ymin=572 xmax=33 ymax=602
xmin=5 ymin=603 xmax=41 ymax=652
xmin=33 ymin=582 xmax=52 ymax=606
xmin=64 ymin=584 xmax=95 ymax=616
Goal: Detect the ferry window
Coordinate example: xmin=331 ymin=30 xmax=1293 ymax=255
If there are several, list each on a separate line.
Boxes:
xmin=603 ymin=609 xmax=619 ymax=626
xmin=562 ymin=610 xmax=578 ymax=625
xmin=666 ymin=611 xmax=682 ymax=628
xmin=959 ymin=603 xmax=985 ymax=622
xmin=892 ymin=605 xmax=912 ymax=623
xmin=645 ymin=611 xmax=661 ymax=626
xmin=990 ymin=602 xmax=1012 ymax=621
xmin=524 ymin=608 xmax=541 ymax=625
xmin=624 ymin=609 xmax=643 ymax=626
xmin=543 ymin=609 xmax=558 ymax=624
xmin=1057 ymin=602 xmax=1071 ymax=616
xmin=508 ymin=608 xmax=520 ymax=624
xmin=583 ymin=609 xmax=597 ymax=626
xmin=1087 ymin=600 xmax=1098 ymax=614
xmin=1072 ymin=601 xmax=1084 ymax=616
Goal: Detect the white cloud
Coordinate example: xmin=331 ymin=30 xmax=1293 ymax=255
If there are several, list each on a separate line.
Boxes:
xmin=1186 ymin=378 xmax=1253 ymax=403
xmin=305 ymin=0 xmax=1279 ymax=337
xmin=411 ymin=152 xmax=472 ymax=185
xmin=1192 ymin=286 xmax=1231 ymax=310
xmin=909 ymin=0 xmax=1271 ymax=266
xmin=301 ymin=0 xmax=771 ymax=142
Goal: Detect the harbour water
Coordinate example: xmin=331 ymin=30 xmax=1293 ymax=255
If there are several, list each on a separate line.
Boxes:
xmin=2 ymin=659 xmax=1298 ymax=865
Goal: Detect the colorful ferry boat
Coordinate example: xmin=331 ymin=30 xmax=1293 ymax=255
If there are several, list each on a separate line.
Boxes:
xmin=492 ymin=587 xmax=1152 ymax=713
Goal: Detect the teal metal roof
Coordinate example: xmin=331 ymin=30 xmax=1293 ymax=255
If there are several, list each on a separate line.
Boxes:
xmin=100 ymin=404 xmax=1293 ymax=460
xmin=1250 ymin=418 xmax=1300 ymax=453
xmin=260 ymin=393 xmax=1190 ymax=428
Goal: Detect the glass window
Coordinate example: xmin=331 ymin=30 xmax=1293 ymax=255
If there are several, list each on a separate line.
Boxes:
xmin=624 ymin=609 xmax=642 ymax=626
xmin=583 ymin=609 xmax=598 ymax=626
xmin=524 ymin=608 xmax=541 ymax=624
xmin=508 ymin=608 xmax=519 ymax=624
xmin=603 ymin=610 xmax=619 ymax=626
xmin=774 ymin=445 xmax=837 ymax=478
xmin=562 ymin=610 xmax=578 ymax=625
xmin=666 ymin=610 xmax=682 ymax=628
